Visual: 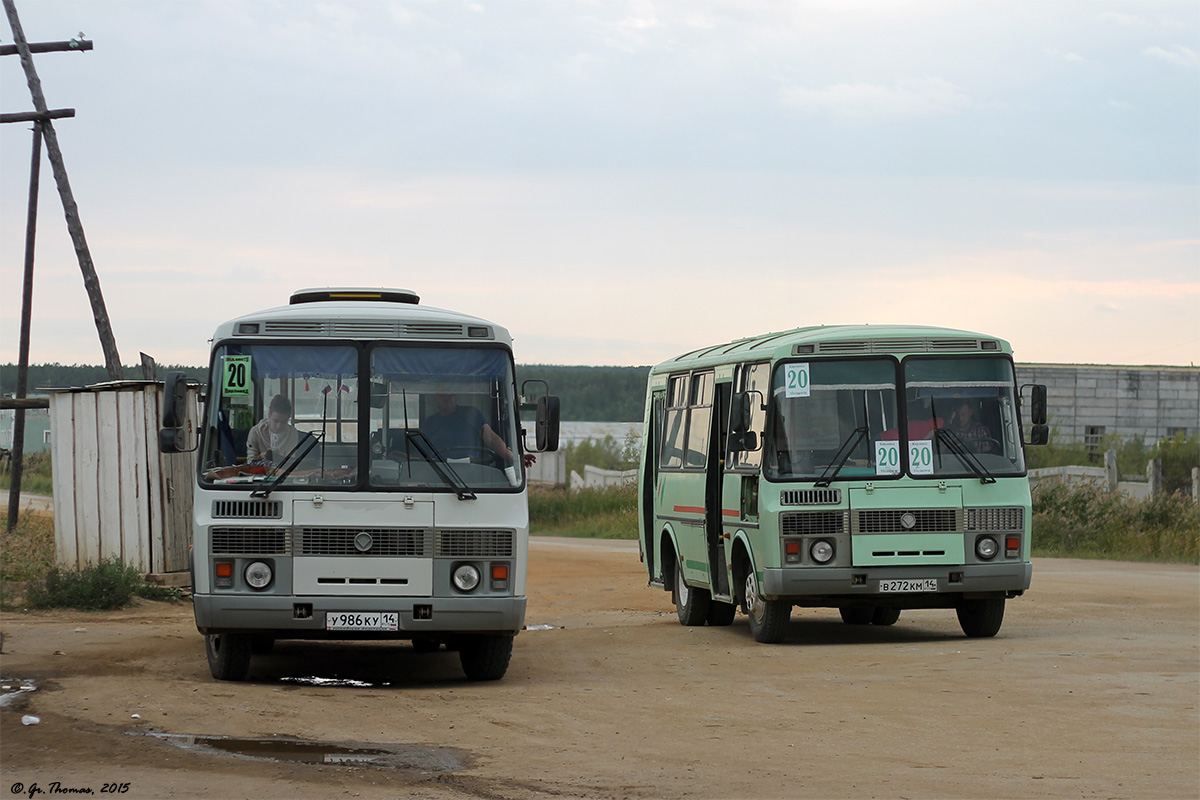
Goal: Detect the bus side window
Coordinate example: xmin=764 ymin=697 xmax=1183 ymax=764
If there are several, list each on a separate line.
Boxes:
xmin=661 ymin=375 xmax=688 ymax=469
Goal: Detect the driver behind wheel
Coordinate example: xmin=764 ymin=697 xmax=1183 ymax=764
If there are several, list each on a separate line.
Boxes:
xmin=947 ymin=400 xmax=994 ymax=453
xmin=423 ymin=391 xmax=534 ymax=467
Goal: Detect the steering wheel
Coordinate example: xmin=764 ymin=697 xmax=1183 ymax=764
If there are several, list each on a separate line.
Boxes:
xmin=439 ymin=446 xmax=501 ymax=466
xmin=968 ymin=438 xmax=1002 ymax=454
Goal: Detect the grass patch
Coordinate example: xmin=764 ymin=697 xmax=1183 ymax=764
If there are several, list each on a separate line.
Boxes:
xmin=1 ymin=510 xmax=56 ymax=581
xmin=529 ymin=483 xmax=638 ymax=539
xmin=1032 ymin=482 xmax=1199 ymax=563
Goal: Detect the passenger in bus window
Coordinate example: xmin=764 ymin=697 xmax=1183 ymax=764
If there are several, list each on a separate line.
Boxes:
xmin=948 ymin=400 xmax=994 ymax=453
xmin=246 ymin=394 xmax=299 ymax=463
xmin=423 ymin=392 xmax=535 ymax=467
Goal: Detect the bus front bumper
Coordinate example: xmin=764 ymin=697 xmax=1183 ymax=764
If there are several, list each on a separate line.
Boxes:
xmin=762 ymin=561 xmax=1032 ymax=606
xmin=193 ymin=594 xmax=526 ymax=636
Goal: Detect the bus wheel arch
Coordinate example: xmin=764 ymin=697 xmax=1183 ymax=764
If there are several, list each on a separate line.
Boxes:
xmin=659 ymin=527 xmax=678 ymax=592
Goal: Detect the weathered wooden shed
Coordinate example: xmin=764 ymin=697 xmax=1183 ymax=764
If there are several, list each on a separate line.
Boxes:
xmin=49 ymin=381 xmax=196 ymax=575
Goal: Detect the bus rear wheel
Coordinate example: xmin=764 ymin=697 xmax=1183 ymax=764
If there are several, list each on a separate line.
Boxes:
xmin=872 ymin=607 xmax=901 ymax=626
xmin=459 ymin=634 xmax=513 ymax=681
xmin=744 ymin=571 xmax=789 ymax=644
xmin=206 ymin=633 xmax=252 ymax=681
xmin=956 ymin=598 xmax=1005 ymax=637
xmin=674 ymin=559 xmax=711 ymax=626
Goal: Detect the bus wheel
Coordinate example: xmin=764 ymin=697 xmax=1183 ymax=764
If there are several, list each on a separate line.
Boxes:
xmin=206 ymin=633 xmax=252 ymax=681
xmin=839 ymin=607 xmax=873 ymax=625
xmin=706 ymin=600 xmax=736 ymax=627
xmin=872 ymin=607 xmax=901 ymax=626
xmin=956 ymin=598 xmax=1005 ymax=637
xmin=250 ymin=634 xmax=275 ymax=654
xmin=459 ymin=634 xmax=513 ymax=681
xmin=675 ymin=560 xmax=711 ymax=626
xmin=744 ymin=571 xmax=789 ymax=644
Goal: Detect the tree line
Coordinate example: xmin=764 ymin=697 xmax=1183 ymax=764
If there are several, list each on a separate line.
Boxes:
xmin=1 ymin=363 xmax=650 ymax=422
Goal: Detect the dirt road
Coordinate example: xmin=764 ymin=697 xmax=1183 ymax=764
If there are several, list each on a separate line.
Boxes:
xmin=2 ymin=538 xmax=1197 ymax=800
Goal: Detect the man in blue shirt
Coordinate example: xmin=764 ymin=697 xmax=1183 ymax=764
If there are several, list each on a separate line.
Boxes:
xmin=422 ymin=392 xmax=520 ymax=464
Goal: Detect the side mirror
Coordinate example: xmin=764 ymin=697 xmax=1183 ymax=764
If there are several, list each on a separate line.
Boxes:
xmin=730 ymin=392 xmax=751 ymax=434
xmin=536 ymin=395 xmax=560 ymax=452
xmin=1022 ymin=383 xmax=1048 ymax=426
xmin=370 ymin=380 xmax=389 ymax=408
xmin=727 ymin=430 xmax=758 ymax=454
xmin=161 ymin=371 xmax=188 ymax=428
xmin=1027 ymin=424 xmax=1049 ymax=446
xmin=159 ymin=372 xmax=194 ymax=453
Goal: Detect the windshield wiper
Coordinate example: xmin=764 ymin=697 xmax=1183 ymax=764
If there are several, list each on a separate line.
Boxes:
xmin=815 ymin=426 xmax=868 ymax=488
xmin=933 ymin=427 xmax=996 ymax=484
xmin=251 ymin=432 xmax=322 ymax=498
xmin=405 ymin=430 xmax=477 ymax=500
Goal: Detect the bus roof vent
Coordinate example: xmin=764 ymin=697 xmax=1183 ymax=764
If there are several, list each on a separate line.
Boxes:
xmin=290 ymin=288 xmax=420 ymax=305
xmin=780 ymin=488 xmax=842 ymax=506
xmin=401 ymin=322 xmax=468 ymax=338
xmin=927 ymin=338 xmax=982 ymax=352
xmin=812 ymin=341 xmax=869 ymax=355
xmin=263 ymin=320 xmax=325 ymax=335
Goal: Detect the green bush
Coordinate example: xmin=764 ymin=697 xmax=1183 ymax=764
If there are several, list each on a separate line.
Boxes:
xmin=1155 ymin=433 xmax=1199 ymax=497
xmin=0 ymin=449 xmax=54 ymax=496
xmin=1032 ymin=482 xmax=1199 ymax=563
xmin=529 ymin=483 xmax=639 ymax=539
xmin=562 ymin=433 xmax=640 ymax=476
xmin=25 ymin=558 xmax=181 ymax=610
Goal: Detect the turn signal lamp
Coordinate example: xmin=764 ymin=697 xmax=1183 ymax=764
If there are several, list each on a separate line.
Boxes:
xmin=214 ymin=560 xmax=234 ymax=588
xmin=1005 ymin=536 xmax=1021 ymax=557
xmin=785 ymin=541 xmax=801 ymax=563
xmin=491 ymin=563 xmax=509 ymax=591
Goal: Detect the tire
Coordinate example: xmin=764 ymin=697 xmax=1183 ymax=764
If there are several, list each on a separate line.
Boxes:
xmin=957 ymin=598 xmax=1005 ymax=637
xmin=744 ymin=570 xmax=789 ymax=644
xmin=674 ymin=559 xmax=711 ymax=626
xmin=250 ymin=634 xmax=275 ymax=654
xmin=206 ymin=633 xmax=252 ymax=681
xmin=872 ymin=607 xmax=902 ymax=626
xmin=706 ymin=600 xmax=737 ymax=627
xmin=839 ymin=607 xmax=873 ymax=625
xmin=458 ymin=634 xmax=513 ymax=681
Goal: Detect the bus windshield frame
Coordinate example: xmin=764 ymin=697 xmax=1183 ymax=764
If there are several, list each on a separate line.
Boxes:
xmin=198 ymin=340 xmax=524 ymax=493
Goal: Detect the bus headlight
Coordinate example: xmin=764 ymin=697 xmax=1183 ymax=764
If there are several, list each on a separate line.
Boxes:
xmin=810 ymin=539 xmax=835 ymax=564
xmin=244 ymin=560 xmax=273 ymax=590
xmin=975 ymin=536 xmax=999 ymax=561
xmin=452 ymin=563 xmax=481 ymax=593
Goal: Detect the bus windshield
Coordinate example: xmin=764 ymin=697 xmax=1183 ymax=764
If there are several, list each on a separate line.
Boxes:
xmin=199 ymin=343 xmax=522 ymax=491
xmin=904 ymin=357 xmax=1026 ymax=478
xmin=766 ymin=358 xmax=898 ymax=481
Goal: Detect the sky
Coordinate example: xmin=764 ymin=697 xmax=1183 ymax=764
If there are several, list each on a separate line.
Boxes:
xmin=1 ymin=0 xmax=1197 ymax=369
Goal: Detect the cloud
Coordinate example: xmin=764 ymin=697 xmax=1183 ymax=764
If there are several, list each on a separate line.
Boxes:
xmin=1144 ymin=44 xmax=1199 ymax=68
xmin=779 ymin=76 xmax=975 ymax=121
xmin=1044 ymin=47 xmax=1084 ymax=63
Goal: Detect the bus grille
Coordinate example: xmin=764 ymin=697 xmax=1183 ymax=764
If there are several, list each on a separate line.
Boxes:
xmin=965 ymin=507 xmax=1024 ymax=531
xmin=436 ymin=530 xmax=515 ymax=558
xmin=780 ymin=512 xmax=848 ymax=537
xmin=296 ymin=527 xmax=432 ymax=557
xmin=211 ymin=526 xmax=290 ymax=555
xmin=780 ymin=488 xmax=842 ymax=506
xmin=855 ymin=509 xmax=960 ymax=534
xmin=211 ymin=500 xmax=283 ymax=519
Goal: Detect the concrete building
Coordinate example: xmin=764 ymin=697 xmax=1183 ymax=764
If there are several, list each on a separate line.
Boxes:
xmin=1015 ymin=364 xmax=1199 ymax=448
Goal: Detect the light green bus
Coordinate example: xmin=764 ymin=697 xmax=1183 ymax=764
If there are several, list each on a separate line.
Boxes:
xmin=638 ymin=325 xmax=1048 ymax=643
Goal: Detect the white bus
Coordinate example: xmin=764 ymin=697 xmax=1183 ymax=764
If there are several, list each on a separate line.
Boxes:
xmin=161 ymin=288 xmax=559 ymax=681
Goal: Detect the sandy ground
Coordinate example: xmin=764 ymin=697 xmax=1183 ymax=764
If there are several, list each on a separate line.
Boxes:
xmin=1 ymin=538 xmax=1197 ymax=800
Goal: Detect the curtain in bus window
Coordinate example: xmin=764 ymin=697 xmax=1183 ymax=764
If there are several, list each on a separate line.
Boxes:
xmin=371 ymin=347 xmax=509 ymax=380
xmin=224 ymin=345 xmax=357 ymax=378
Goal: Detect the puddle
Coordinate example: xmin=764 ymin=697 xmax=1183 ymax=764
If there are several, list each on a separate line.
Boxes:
xmin=142 ymin=733 xmax=468 ymax=772
xmin=0 ymin=678 xmax=38 ymax=709
xmin=524 ymin=624 xmax=558 ymax=631
xmin=279 ymin=676 xmax=390 ymax=688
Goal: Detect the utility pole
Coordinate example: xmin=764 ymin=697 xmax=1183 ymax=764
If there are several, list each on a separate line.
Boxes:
xmin=2 ymin=0 xmax=119 ymax=529
xmin=3 ymin=0 xmax=123 ymax=380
